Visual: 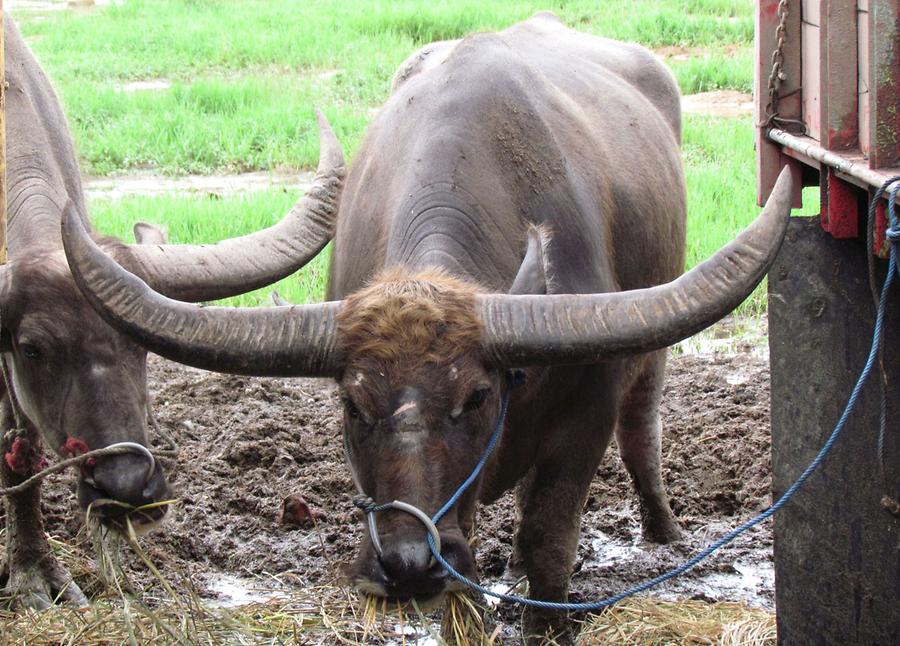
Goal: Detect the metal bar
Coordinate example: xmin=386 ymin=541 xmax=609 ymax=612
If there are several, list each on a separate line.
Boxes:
xmin=768 ymin=127 xmax=900 ymax=189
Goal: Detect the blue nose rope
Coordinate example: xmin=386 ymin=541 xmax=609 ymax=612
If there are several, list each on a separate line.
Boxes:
xmin=357 ymin=179 xmax=900 ymax=612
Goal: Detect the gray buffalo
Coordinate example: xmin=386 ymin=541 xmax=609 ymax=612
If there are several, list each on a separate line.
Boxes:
xmin=63 ymin=13 xmax=792 ymax=641
xmin=0 ymin=15 xmax=344 ymax=609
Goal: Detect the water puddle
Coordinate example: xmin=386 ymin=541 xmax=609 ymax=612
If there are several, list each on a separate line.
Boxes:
xmin=84 ymin=170 xmax=314 ymax=200
xmin=385 ymin=624 xmax=440 ymax=646
xmin=581 ymin=509 xmax=774 ymax=609
xmin=656 ymin=557 xmax=774 ymax=608
xmin=677 ymin=316 xmax=768 ymax=359
xmin=204 ymin=574 xmax=291 ymax=608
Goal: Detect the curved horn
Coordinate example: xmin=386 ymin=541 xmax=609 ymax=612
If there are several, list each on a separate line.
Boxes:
xmin=479 ymin=166 xmax=795 ymax=366
xmin=128 ymin=111 xmax=345 ymax=302
xmin=63 ymin=206 xmax=342 ymax=377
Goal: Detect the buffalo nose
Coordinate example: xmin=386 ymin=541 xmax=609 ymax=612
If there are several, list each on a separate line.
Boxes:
xmin=91 ymin=453 xmax=167 ymax=505
xmin=379 ymin=537 xmax=433 ymax=585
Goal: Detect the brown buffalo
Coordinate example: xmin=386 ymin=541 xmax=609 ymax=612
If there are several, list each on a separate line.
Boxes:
xmin=63 ymin=13 xmax=793 ymax=641
xmin=0 ymin=14 xmax=344 ymax=609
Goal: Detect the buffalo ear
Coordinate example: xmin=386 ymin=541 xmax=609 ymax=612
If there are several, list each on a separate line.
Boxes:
xmin=270 ymin=290 xmax=290 ymax=307
xmin=509 ymin=224 xmax=553 ymax=295
xmin=133 ymin=222 xmax=168 ymax=245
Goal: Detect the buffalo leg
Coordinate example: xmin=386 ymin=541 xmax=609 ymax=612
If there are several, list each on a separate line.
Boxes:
xmin=512 ymin=378 xmax=617 ymax=644
xmin=1 ymin=399 xmax=88 ymax=609
xmin=615 ymin=351 xmax=681 ymax=543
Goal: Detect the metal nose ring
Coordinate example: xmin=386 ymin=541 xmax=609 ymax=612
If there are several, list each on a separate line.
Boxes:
xmin=103 ymin=441 xmax=156 ymax=482
xmin=358 ymin=499 xmax=442 ymax=564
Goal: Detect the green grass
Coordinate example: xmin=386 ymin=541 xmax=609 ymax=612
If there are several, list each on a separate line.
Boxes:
xmin=68 ymin=78 xmax=368 ymax=175
xmin=670 ymin=46 xmax=753 ymax=94
xmin=88 ymin=190 xmax=331 ymax=307
xmin=13 ymin=0 xmax=754 ymax=176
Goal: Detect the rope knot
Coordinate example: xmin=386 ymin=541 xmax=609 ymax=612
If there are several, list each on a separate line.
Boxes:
xmin=885 ymin=225 xmax=900 ymax=243
xmin=352 ymin=494 xmax=379 ymax=514
xmin=3 ymin=426 xmax=28 ymax=445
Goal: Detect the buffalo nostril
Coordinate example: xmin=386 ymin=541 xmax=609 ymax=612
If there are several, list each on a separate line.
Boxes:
xmin=91 ymin=454 xmax=167 ymax=505
xmin=379 ymin=539 xmax=433 ymax=584
xmin=141 ymin=464 xmax=169 ymax=501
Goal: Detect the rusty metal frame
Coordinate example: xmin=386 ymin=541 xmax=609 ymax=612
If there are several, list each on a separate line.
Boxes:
xmin=756 ymin=0 xmax=900 ymax=249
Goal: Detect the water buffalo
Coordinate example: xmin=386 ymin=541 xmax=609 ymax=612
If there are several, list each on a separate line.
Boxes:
xmin=0 ymin=15 xmax=344 ymax=609
xmin=63 ymin=13 xmax=793 ymax=641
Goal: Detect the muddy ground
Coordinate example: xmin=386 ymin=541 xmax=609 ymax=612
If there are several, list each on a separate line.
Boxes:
xmin=20 ymin=336 xmax=774 ymax=641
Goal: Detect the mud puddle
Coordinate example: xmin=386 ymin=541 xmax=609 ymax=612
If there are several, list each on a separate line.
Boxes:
xmin=8 ymin=0 xmax=122 ymax=12
xmin=682 ymin=90 xmax=754 ymax=118
xmin=204 ymin=574 xmax=293 ymax=608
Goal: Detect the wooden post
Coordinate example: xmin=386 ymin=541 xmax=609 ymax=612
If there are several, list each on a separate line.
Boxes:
xmin=769 ymin=218 xmax=900 ymax=644
xmin=0 ymin=0 xmax=6 ymax=266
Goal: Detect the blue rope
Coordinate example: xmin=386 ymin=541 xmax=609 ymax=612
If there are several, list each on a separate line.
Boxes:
xmin=431 ymin=380 xmax=516 ymax=525
xmin=421 ymin=182 xmax=900 ymax=611
xmin=876 ymin=181 xmax=900 ymax=482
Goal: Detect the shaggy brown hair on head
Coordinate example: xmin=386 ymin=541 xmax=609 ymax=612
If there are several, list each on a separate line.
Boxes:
xmin=337 ymin=268 xmax=483 ymax=365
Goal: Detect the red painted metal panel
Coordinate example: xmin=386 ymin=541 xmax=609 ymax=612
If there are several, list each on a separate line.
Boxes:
xmin=822 ymin=0 xmax=859 ymax=150
xmin=858 ymin=0 xmax=871 ymax=157
xmin=823 ymin=169 xmax=860 ymax=237
xmin=874 ymin=199 xmax=888 ymax=255
xmin=801 ymin=20 xmax=822 ymax=139
xmin=869 ymin=0 xmax=900 ymax=169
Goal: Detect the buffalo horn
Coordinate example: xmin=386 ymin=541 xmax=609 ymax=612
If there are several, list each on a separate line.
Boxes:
xmin=127 ymin=111 xmax=345 ymax=303
xmin=62 ymin=205 xmax=342 ymax=377
xmin=478 ymin=166 xmax=795 ymax=366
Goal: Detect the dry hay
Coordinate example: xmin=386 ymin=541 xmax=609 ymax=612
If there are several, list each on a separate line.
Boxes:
xmin=578 ymin=597 xmax=776 ymax=645
xmin=0 ymin=528 xmax=494 ymax=645
xmin=1 ymin=531 xmax=773 ymax=645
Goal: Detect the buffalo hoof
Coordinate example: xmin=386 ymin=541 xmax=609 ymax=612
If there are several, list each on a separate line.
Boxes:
xmin=641 ymin=511 xmax=682 ymax=544
xmin=637 ymin=496 xmax=682 ymax=544
xmin=1 ymin=555 xmax=89 ymax=611
xmin=522 ymin=605 xmax=575 ymax=645
xmin=504 ymin=550 xmax=526 ymax=581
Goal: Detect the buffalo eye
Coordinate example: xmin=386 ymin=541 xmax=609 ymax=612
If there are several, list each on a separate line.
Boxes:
xmin=19 ymin=343 xmax=42 ymax=360
xmin=342 ymin=396 xmax=363 ymax=422
xmin=463 ymin=386 xmax=491 ymax=414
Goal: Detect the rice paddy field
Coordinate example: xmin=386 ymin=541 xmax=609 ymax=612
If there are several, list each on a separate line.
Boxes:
xmin=1 ymin=0 xmax=817 ymax=643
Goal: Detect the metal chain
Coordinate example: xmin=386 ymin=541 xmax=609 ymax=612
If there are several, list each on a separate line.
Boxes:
xmin=762 ymin=0 xmax=807 ymax=134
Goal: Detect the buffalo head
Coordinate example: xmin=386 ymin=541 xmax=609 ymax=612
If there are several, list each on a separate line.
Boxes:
xmin=337 ymin=269 xmax=493 ymax=600
xmin=2 ymin=113 xmax=344 ymax=531
xmin=0 ymin=250 xmax=170 ymax=529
